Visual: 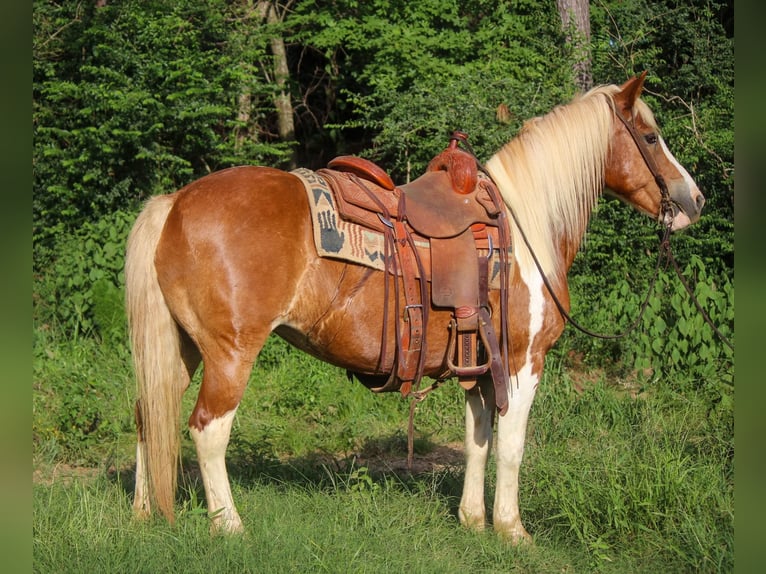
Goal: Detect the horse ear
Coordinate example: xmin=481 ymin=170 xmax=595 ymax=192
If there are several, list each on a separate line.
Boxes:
xmin=616 ymin=71 xmax=647 ymax=114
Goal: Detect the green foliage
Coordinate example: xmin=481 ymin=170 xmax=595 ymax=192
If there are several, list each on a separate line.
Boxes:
xmin=632 ymin=256 xmax=734 ymax=380
xmin=34 ymin=209 xmax=134 ymax=341
xmin=33 ymin=0 xmax=291 ymax=261
xmin=563 ymin=254 xmax=734 ymax=404
xmin=33 ymin=326 xmax=134 ymax=463
xmin=292 ymin=0 xmax=573 ymax=177
xmin=525 ymin=376 xmax=733 ymax=571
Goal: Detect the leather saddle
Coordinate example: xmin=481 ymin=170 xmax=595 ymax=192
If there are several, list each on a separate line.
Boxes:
xmin=316 ymin=133 xmax=512 ymax=415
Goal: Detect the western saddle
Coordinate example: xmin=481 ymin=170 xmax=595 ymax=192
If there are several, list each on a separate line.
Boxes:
xmin=317 ymin=132 xmax=512 ymax=415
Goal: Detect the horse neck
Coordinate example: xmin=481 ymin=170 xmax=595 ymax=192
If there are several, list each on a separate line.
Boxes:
xmin=486 ymin=94 xmax=612 ymax=282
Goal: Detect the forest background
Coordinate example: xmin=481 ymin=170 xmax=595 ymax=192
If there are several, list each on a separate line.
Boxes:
xmin=33 ymin=0 xmax=734 ymax=357
xmin=32 ymin=1 xmax=734 ymax=572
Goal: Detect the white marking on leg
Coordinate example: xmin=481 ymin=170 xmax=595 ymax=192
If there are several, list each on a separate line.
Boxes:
xmin=189 ymin=409 xmax=243 ymax=533
xmin=459 ymin=383 xmax=493 ymax=530
xmin=133 ymin=440 xmax=151 ymax=517
xmin=493 ymin=267 xmax=545 ymax=543
xmin=494 ymin=363 xmax=538 ymax=543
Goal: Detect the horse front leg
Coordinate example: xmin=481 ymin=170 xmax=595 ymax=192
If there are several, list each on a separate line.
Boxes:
xmin=458 ymin=375 xmax=495 ymax=530
xmin=493 ymin=362 xmax=539 ymax=544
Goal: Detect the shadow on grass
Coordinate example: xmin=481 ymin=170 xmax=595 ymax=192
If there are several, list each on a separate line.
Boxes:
xmin=108 ymin=431 xmax=468 ymax=519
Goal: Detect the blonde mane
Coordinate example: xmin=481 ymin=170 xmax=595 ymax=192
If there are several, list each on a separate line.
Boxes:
xmin=486 ymin=84 xmax=656 ymax=279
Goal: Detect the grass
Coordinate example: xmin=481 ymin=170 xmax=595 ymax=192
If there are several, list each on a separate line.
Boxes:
xmin=33 ymin=331 xmax=733 ymax=573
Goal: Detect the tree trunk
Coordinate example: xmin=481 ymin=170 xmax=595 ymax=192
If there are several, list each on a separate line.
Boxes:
xmin=258 ymin=1 xmax=296 ymax=168
xmin=556 ymin=0 xmax=592 ymax=91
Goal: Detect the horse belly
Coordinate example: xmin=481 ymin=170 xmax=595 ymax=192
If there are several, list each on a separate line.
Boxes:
xmin=277 ymin=262 xmax=454 ymax=378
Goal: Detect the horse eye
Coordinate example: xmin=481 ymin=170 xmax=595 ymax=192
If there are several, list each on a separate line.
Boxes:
xmin=644 ymin=133 xmax=658 ymax=145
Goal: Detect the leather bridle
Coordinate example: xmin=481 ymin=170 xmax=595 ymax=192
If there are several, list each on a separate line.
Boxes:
xmin=612 ymin=105 xmax=676 ymax=227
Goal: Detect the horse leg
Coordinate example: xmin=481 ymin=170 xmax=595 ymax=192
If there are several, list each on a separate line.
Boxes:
xmin=188 ymin=348 xmax=257 ymax=534
xmin=458 ymin=375 xmax=495 ymax=530
xmin=492 ymin=363 xmax=539 ymax=544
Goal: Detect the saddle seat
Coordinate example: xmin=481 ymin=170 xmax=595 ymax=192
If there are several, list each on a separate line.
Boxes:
xmin=326 ymin=142 xmax=501 ymax=239
xmin=317 ymin=133 xmax=512 ymax=415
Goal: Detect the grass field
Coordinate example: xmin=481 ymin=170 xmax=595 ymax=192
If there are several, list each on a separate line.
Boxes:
xmin=33 ymin=331 xmax=733 ymax=573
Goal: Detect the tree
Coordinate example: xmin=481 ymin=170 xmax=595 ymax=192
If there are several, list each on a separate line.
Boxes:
xmin=556 ymin=0 xmax=592 ymax=90
xmin=257 ymin=1 xmax=297 ymax=168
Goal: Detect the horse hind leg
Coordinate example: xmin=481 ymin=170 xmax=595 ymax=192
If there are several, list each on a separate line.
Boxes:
xmin=188 ymin=344 xmax=262 ymax=534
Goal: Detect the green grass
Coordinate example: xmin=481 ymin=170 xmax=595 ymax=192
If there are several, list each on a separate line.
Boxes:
xmin=33 ymin=331 xmax=733 ymax=573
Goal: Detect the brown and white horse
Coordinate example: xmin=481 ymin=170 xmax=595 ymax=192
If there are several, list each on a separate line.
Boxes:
xmin=125 ymin=73 xmax=704 ymax=543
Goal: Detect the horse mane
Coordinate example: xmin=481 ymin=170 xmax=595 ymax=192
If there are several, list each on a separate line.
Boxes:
xmin=486 ymin=84 xmax=658 ymax=279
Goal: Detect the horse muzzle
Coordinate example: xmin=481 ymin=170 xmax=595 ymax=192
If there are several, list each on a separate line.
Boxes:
xmin=666 ymin=180 xmax=705 ymax=231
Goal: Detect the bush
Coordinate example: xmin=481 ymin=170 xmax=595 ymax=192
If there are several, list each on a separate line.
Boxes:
xmin=33 ymin=325 xmax=134 ymax=463
xmin=34 ymin=209 xmax=135 ymax=342
xmin=562 ymin=255 xmax=734 ymax=388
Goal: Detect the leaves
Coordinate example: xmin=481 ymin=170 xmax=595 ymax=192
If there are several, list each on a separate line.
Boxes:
xmin=33 ymin=0 xmax=292 ymax=262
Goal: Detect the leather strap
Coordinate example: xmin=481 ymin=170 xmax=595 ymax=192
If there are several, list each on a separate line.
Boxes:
xmin=392 ymin=219 xmax=424 ymax=395
xmin=612 ymin=107 xmax=672 ymax=218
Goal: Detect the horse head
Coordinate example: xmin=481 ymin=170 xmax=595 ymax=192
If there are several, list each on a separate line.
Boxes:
xmin=605 ymin=72 xmax=705 ymax=231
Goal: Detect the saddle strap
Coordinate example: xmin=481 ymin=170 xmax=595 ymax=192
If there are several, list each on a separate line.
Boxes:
xmin=392 ymin=218 xmax=426 ymax=395
xmin=477 ymin=249 xmax=510 ymax=415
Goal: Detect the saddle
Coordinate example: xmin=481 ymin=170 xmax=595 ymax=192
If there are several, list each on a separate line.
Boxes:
xmin=317 ymin=132 xmax=512 ymax=415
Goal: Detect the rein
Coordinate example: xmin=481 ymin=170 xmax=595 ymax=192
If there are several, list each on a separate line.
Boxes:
xmin=510 ymin=206 xmax=672 ymax=340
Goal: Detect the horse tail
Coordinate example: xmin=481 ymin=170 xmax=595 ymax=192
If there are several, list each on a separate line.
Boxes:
xmin=125 ymin=194 xmax=184 ymax=523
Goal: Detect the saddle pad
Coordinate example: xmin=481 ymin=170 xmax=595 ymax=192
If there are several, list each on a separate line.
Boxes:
xmin=292 ymin=168 xmax=413 ymax=271
xmin=292 ymin=168 xmax=511 ymax=287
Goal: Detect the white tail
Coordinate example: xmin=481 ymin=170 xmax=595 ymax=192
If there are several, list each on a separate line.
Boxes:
xmin=125 ymin=194 xmax=186 ymax=522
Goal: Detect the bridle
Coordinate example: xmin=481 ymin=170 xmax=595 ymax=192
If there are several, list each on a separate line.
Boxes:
xmin=612 ymin=107 xmax=676 ymax=227
xmin=465 ymin=103 xmax=677 ymax=341
xmin=614 ymin=109 xmax=734 ymax=351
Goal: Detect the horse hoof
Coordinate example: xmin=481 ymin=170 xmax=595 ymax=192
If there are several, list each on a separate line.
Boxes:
xmin=209 ymin=512 xmax=244 ymax=536
xmin=495 ymin=523 xmax=533 ymax=546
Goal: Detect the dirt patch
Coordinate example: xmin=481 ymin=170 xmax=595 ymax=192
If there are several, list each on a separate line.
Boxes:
xmin=354 ymin=440 xmax=465 ymax=475
xmin=33 ymin=462 xmax=105 ymax=486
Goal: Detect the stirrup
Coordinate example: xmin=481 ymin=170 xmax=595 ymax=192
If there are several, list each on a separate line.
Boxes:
xmin=445 ymin=317 xmax=492 ymax=378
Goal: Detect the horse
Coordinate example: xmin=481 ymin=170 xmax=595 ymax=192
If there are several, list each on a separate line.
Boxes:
xmin=125 ymin=72 xmax=704 ymax=543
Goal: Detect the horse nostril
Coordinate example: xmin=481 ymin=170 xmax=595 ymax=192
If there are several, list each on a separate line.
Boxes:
xmin=696 ymin=193 xmax=705 ymax=211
